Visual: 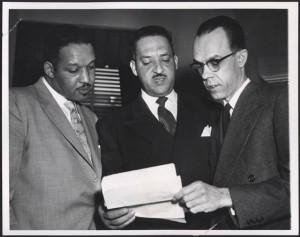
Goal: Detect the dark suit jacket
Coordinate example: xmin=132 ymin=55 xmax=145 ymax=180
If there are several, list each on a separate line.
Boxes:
xmin=210 ymin=82 xmax=290 ymax=229
xmin=97 ymin=94 xmax=221 ymax=229
xmin=9 ymin=78 xmax=102 ymax=229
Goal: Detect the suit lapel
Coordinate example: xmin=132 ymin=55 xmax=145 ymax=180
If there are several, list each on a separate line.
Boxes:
xmin=124 ymin=96 xmax=174 ymax=161
xmin=210 ymin=120 xmax=222 ymax=181
xmin=172 ymin=96 xmax=206 ymax=160
xmin=34 ymin=78 xmax=95 ymax=169
xmin=213 ymin=83 xmax=263 ymax=186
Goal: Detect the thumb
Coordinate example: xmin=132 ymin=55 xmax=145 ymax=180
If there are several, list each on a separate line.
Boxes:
xmin=172 ymin=189 xmax=184 ymax=202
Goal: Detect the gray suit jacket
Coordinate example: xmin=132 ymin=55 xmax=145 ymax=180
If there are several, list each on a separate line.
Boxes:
xmin=210 ymin=82 xmax=290 ymax=229
xmin=9 ymin=78 xmax=102 ymax=230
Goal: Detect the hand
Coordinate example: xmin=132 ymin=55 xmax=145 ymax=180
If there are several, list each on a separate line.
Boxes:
xmin=98 ymin=205 xmax=135 ymax=230
xmin=172 ymin=181 xmax=232 ymax=214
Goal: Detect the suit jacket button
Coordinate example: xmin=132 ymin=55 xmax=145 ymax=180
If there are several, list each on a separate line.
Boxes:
xmin=248 ymin=175 xmax=256 ymax=182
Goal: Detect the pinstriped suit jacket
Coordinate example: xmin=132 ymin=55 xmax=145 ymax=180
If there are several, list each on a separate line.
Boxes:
xmin=9 ymin=78 xmax=102 ymax=229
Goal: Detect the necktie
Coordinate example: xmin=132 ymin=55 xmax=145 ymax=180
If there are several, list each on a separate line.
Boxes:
xmin=156 ymin=97 xmax=176 ymax=135
xmin=64 ymin=101 xmax=92 ymax=162
xmin=222 ymin=103 xmax=232 ymax=138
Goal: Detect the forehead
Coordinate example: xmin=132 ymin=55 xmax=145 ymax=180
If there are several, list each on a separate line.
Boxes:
xmin=193 ymin=27 xmax=230 ymax=60
xmin=136 ymin=35 xmax=172 ymax=56
xmin=58 ymin=43 xmax=95 ymax=62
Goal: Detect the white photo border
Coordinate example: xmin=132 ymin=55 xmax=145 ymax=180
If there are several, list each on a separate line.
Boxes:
xmin=2 ymin=2 xmax=298 ymax=235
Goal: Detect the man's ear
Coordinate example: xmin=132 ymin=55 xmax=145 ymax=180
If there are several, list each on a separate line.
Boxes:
xmin=43 ymin=62 xmax=54 ymax=79
xmin=237 ymin=49 xmax=248 ymax=68
xmin=174 ymin=55 xmax=178 ymax=70
xmin=129 ymin=60 xmax=138 ymax=76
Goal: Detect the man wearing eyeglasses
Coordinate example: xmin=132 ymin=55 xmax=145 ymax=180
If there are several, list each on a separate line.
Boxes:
xmin=173 ymin=16 xmax=290 ymax=230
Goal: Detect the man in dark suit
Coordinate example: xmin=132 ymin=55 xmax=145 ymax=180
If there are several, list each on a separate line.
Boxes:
xmin=96 ymin=25 xmax=220 ymax=229
xmin=9 ymin=25 xmax=102 ymax=229
xmin=173 ymin=16 xmax=290 ymax=230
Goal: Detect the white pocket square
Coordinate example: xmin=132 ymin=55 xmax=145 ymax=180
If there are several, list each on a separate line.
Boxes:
xmin=201 ymin=125 xmax=212 ymax=137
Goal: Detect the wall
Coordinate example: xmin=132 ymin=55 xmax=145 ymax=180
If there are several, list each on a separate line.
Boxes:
xmin=9 ymin=9 xmax=287 ymax=96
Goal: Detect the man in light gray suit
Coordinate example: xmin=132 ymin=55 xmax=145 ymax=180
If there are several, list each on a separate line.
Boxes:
xmin=9 ymin=25 xmax=102 ymax=229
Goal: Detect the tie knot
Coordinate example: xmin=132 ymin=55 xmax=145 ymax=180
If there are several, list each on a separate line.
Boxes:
xmin=224 ymin=103 xmax=232 ymax=113
xmin=64 ymin=100 xmax=75 ymax=111
xmin=156 ymin=96 xmax=168 ymax=107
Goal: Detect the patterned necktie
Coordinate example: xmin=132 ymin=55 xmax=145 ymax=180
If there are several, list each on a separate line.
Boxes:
xmin=64 ymin=101 xmax=92 ymax=162
xmin=156 ymin=96 xmax=176 ymax=135
xmin=222 ymin=103 xmax=232 ymax=138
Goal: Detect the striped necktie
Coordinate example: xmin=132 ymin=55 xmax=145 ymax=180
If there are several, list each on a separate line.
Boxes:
xmin=156 ymin=96 xmax=176 ymax=135
xmin=64 ymin=101 xmax=92 ymax=162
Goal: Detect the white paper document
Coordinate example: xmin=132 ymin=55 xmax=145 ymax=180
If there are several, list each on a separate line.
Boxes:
xmin=101 ymin=163 xmax=185 ymax=222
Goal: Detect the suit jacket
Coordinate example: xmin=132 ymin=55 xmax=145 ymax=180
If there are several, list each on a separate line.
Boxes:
xmin=9 ymin=78 xmax=102 ymax=230
xmin=210 ymin=82 xmax=290 ymax=229
xmin=97 ymin=94 xmax=221 ymax=229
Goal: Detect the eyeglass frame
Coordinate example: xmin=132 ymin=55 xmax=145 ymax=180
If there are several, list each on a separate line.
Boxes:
xmin=190 ymin=51 xmax=239 ymax=77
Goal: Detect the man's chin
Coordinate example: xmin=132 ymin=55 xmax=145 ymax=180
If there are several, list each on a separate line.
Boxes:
xmin=72 ymin=93 xmax=90 ymax=102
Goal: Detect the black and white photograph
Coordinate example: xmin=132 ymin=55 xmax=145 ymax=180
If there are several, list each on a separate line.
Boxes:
xmin=2 ymin=2 xmax=298 ymax=235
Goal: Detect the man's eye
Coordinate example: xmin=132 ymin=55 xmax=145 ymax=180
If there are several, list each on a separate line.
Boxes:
xmin=162 ymin=57 xmax=170 ymax=62
xmin=142 ymin=60 xmax=151 ymax=65
xmin=209 ymin=60 xmax=220 ymax=66
xmin=68 ymin=68 xmax=78 ymax=74
xmin=88 ymin=64 xmax=95 ymax=70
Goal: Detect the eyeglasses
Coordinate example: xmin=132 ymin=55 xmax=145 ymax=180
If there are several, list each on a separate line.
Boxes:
xmin=190 ymin=51 xmax=238 ymax=76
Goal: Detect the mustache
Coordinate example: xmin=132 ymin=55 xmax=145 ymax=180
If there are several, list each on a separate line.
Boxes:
xmin=153 ymin=73 xmax=167 ymax=79
xmin=79 ymin=83 xmax=92 ymax=89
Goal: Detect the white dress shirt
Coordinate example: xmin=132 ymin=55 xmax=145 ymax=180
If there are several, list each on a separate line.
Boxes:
xmin=42 ymin=77 xmax=72 ymax=123
xmin=223 ymin=78 xmax=250 ymax=117
xmin=141 ymin=89 xmax=178 ymax=121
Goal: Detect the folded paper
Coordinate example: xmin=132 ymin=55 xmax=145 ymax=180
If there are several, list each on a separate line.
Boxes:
xmin=101 ymin=163 xmax=185 ymax=221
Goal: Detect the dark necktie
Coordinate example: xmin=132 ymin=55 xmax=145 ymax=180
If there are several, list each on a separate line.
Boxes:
xmin=64 ymin=101 xmax=92 ymax=162
xmin=156 ymin=97 xmax=176 ymax=135
xmin=222 ymin=103 xmax=232 ymax=138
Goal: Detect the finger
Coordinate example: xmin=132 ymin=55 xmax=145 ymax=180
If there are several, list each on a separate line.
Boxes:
xmin=172 ymin=190 xmax=185 ymax=202
xmin=106 ymin=211 xmax=135 ymax=229
xmin=104 ymin=208 xmax=130 ymax=220
xmin=112 ymin=214 xmax=136 ymax=230
xmin=182 ymin=188 xmax=205 ymax=204
xmin=189 ymin=203 xmax=206 ymax=214
xmin=173 ymin=182 xmax=199 ymax=201
xmin=110 ymin=210 xmax=135 ymax=226
xmin=185 ymin=195 xmax=206 ymax=209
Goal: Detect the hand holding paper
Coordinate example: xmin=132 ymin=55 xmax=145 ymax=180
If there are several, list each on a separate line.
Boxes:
xmin=98 ymin=205 xmax=135 ymax=230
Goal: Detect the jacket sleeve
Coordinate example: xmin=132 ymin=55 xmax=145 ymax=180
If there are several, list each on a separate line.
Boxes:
xmin=96 ymin=115 xmax=124 ymax=176
xmin=9 ymin=90 xmax=25 ymax=230
xmin=228 ymin=86 xmax=290 ymax=228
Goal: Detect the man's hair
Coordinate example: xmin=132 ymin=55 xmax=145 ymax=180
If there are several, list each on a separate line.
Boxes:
xmin=43 ymin=24 xmax=94 ymax=67
xmin=196 ymin=15 xmax=245 ymax=51
xmin=130 ymin=25 xmax=175 ymax=60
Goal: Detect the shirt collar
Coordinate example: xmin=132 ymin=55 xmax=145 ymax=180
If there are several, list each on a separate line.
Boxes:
xmin=42 ymin=77 xmax=68 ymax=108
xmin=141 ymin=89 xmax=177 ymax=104
xmin=223 ymin=78 xmax=250 ymax=109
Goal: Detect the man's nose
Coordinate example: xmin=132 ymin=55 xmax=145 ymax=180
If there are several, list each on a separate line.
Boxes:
xmin=80 ymin=69 xmax=91 ymax=84
xmin=201 ymin=64 xmax=212 ymax=81
xmin=153 ymin=61 xmax=164 ymax=74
